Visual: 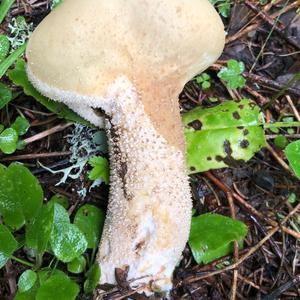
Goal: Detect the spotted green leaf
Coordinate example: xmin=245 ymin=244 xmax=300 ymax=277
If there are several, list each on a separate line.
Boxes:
xmin=74 ymin=204 xmax=105 ymax=249
xmin=285 ymin=140 xmax=300 ymax=179
xmin=0 ymin=224 xmax=18 ymax=268
xmin=183 ymin=99 xmax=266 ymax=173
xmin=189 ymin=213 xmax=247 ymax=264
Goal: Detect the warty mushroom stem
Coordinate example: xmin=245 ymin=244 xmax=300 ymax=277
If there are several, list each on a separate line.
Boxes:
xmin=95 ymin=77 xmax=191 ymax=293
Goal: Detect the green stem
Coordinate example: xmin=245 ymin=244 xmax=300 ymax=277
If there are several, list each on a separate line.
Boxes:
xmin=0 ymin=0 xmax=15 ymax=25
xmin=11 ymin=255 xmax=34 ymax=268
xmin=263 ymin=122 xmax=300 ymax=129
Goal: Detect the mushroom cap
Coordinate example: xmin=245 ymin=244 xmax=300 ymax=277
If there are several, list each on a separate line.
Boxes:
xmin=26 ymin=0 xmax=225 ymax=149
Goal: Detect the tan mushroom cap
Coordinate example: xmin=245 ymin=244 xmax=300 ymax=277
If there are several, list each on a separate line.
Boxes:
xmin=26 ymin=0 xmax=225 ymax=150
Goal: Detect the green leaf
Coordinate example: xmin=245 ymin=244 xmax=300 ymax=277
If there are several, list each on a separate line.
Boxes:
xmin=183 ymin=99 xmax=266 ymax=173
xmin=0 ymin=224 xmax=18 ymax=268
xmin=26 ymin=203 xmax=54 ymax=255
xmin=14 ymin=283 xmax=38 ymax=300
xmin=48 ymin=194 xmax=69 ymax=209
xmin=8 ymin=59 xmax=92 ymax=125
xmin=217 ymin=59 xmax=246 ymax=89
xmin=0 ymin=82 xmax=13 ymax=109
xmin=285 ymin=140 xmax=300 ymax=179
xmin=50 ymin=203 xmax=87 ymax=262
xmin=84 ymin=263 xmax=101 ymax=294
xmin=7 ymin=163 xmax=43 ymax=220
xmin=0 ymin=163 xmax=43 ymax=229
xmin=74 ymin=204 xmax=105 ymax=249
xmin=0 ymin=34 xmax=10 ymax=62
xmin=0 ymin=43 xmax=26 ymax=79
xmin=36 ymin=272 xmax=79 ymax=300
xmin=288 ymin=193 xmax=297 ymax=204
xmin=11 ymin=116 xmax=30 ymax=136
xmin=88 ymin=156 xmax=109 ymax=184
xmin=0 ymin=127 xmax=18 ymax=154
xmin=274 ymin=135 xmax=288 ymax=149
xmin=18 ymin=270 xmax=37 ymax=293
xmin=67 ymin=256 xmax=86 ymax=274
xmin=189 ymin=213 xmax=248 ymax=264
xmin=0 ymin=0 xmax=15 ymax=25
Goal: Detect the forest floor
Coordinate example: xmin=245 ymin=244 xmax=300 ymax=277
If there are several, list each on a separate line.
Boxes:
xmin=1 ymin=0 xmax=300 ymax=299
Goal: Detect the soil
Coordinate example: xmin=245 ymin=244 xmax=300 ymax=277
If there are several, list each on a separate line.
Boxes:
xmin=1 ymin=1 xmax=300 ymax=299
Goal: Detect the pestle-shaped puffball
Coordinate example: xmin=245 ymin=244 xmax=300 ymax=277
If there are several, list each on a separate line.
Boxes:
xmin=26 ymin=0 xmax=225 ymax=295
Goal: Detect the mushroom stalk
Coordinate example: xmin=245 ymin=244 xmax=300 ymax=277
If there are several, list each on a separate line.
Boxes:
xmin=97 ymin=78 xmax=191 ymax=293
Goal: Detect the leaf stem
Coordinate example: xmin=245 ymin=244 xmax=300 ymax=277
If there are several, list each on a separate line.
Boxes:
xmin=11 ymin=255 xmax=34 ymax=267
xmin=264 ymin=122 xmax=300 ymax=129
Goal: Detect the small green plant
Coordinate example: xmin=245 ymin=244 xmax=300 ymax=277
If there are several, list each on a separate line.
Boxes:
xmin=88 ymin=156 xmax=110 ymax=184
xmin=195 ymin=72 xmax=211 ymax=90
xmin=189 ymin=213 xmax=248 ymax=264
xmin=0 ymin=116 xmax=29 ymax=154
xmin=209 ymin=0 xmax=231 ymax=18
xmin=217 ymin=59 xmax=246 ymax=89
xmin=0 ymin=163 xmax=104 ymax=299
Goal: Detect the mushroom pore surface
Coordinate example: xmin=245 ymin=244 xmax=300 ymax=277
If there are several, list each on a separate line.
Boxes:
xmin=26 ymin=0 xmax=225 ymax=295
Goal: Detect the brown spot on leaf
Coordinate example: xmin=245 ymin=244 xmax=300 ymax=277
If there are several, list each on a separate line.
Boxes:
xmin=190 ymin=166 xmax=196 ymax=171
xmin=243 ymin=129 xmax=249 ymax=136
xmin=215 ymin=155 xmax=223 ymax=162
xmin=207 ymin=157 xmax=212 ymax=161
xmin=232 ymin=111 xmax=241 ymax=120
xmin=238 ymin=105 xmax=244 ymax=109
xmin=188 ymin=120 xmax=202 ymax=130
xmin=240 ymin=140 xmax=250 ymax=148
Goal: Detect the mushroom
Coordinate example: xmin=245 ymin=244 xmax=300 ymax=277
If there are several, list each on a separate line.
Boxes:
xmin=26 ymin=0 xmax=225 ymax=295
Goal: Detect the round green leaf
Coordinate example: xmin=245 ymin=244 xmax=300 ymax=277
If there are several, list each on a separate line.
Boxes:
xmin=189 ymin=213 xmax=248 ymax=264
xmin=285 ymin=140 xmax=300 ymax=179
xmin=11 ymin=116 xmax=30 ymax=136
xmin=0 ymin=128 xmax=18 ymax=154
xmin=18 ymin=270 xmax=37 ymax=293
xmin=7 ymin=163 xmax=43 ymax=221
xmin=36 ymin=272 xmax=79 ymax=300
xmin=50 ymin=204 xmax=87 ymax=263
xmin=74 ymin=204 xmax=105 ymax=249
xmin=67 ymin=256 xmax=86 ymax=274
xmin=274 ymin=135 xmax=288 ymax=149
xmin=0 ymin=163 xmax=43 ymax=229
xmin=0 ymin=224 xmax=18 ymax=268
xmin=84 ymin=263 xmax=101 ymax=294
xmin=50 ymin=223 xmax=87 ymax=263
